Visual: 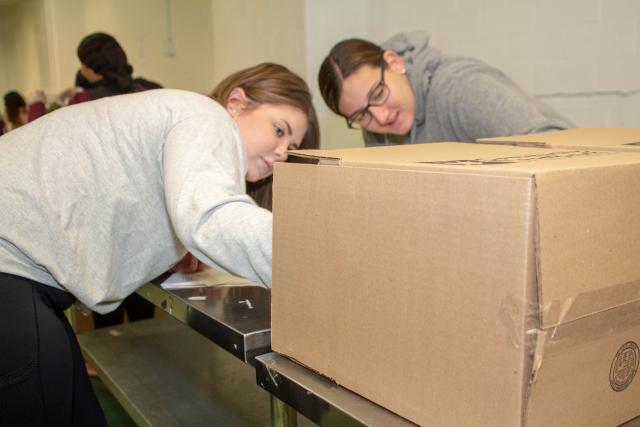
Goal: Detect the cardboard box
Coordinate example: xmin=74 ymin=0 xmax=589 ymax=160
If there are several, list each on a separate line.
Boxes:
xmin=271 ymin=142 xmax=640 ymax=427
xmin=477 ymin=128 xmax=640 ymax=152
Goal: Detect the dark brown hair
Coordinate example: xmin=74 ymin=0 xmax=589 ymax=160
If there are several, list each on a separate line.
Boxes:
xmin=3 ymin=91 xmax=26 ymax=129
xmin=211 ymin=62 xmax=320 ymax=210
xmin=77 ymin=32 xmax=134 ymax=93
xmin=318 ymin=38 xmax=384 ymax=116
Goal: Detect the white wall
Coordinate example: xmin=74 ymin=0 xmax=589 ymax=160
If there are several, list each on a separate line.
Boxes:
xmin=211 ymin=0 xmax=306 ymax=87
xmin=0 ymin=0 xmax=50 ymax=95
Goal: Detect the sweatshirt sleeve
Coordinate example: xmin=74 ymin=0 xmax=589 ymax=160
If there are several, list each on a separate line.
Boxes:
xmin=162 ymin=112 xmax=273 ymax=286
xmin=442 ymin=62 xmax=573 ymax=141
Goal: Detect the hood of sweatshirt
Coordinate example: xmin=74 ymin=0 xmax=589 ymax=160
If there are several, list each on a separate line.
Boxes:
xmin=378 ymin=31 xmax=443 ymax=144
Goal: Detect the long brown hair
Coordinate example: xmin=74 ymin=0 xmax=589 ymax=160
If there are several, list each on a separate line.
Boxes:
xmin=211 ymin=62 xmax=320 ymax=210
xmin=318 ymin=38 xmax=384 ymax=116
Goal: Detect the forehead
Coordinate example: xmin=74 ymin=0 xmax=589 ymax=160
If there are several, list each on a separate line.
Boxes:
xmin=259 ymin=104 xmax=308 ymax=138
xmin=338 ymin=65 xmax=381 ymax=115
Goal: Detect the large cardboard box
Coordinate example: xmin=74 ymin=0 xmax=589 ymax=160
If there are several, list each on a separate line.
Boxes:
xmin=477 ymin=128 xmax=640 ymax=152
xmin=272 ymin=142 xmax=640 ymax=427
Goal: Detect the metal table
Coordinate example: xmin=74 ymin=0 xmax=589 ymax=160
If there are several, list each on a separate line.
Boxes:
xmin=136 ymin=275 xmax=305 ymax=426
xmin=135 ymin=276 xmax=423 ymax=426
xmin=78 ymin=315 xmax=273 ymax=427
xmin=136 ymin=276 xmax=271 ymax=365
xmin=255 ymin=352 xmax=417 ymax=427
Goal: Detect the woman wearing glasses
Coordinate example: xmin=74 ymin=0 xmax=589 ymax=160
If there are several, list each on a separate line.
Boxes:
xmin=318 ymin=30 xmax=572 ymax=145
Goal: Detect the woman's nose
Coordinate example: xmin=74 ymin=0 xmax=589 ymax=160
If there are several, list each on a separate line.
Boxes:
xmin=368 ymin=105 xmax=390 ymax=125
xmin=274 ymin=141 xmax=288 ymax=160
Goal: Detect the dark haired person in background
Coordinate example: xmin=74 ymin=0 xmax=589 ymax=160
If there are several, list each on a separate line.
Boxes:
xmin=2 ymin=91 xmax=28 ymax=132
xmin=69 ymin=32 xmax=161 ymax=105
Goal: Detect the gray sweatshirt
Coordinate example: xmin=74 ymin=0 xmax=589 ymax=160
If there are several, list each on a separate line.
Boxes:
xmin=364 ymin=31 xmax=573 ymax=145
xmin=0 ymin=89 xmax=272 ymax=313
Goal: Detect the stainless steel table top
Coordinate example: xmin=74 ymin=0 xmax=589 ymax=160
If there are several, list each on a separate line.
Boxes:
xmin=137 ymin=274 xmax=270 ymax=365
xmin=255 ymin=352 xmax=418 ymax=427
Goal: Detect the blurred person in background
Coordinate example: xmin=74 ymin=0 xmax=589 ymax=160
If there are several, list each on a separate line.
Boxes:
xmin=3 ymin=91 xmax=28 ymax=132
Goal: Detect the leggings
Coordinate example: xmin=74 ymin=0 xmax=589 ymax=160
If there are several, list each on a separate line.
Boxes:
xmin=0 ymin=273 xmax=107 ymax=426
xmin=94 ymin=292 xmax=155 ymax=328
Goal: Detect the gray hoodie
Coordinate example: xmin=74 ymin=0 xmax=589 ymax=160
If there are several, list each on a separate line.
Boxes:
xmin=0 ymin=89 xmax=271 ymax=313
xmin=364 ymin=31 xmax=572 ymax=145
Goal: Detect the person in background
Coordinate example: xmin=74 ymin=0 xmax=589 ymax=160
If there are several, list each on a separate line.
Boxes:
xmin=0 ymin=62 xmax=319 ymax=425
xmin=2 ymin=91 xmax=29 ymax=132
xmin=69 ymin=32 xmax=161 ymax=105
xmin=318 ymin=30 xmax=573 ymax=146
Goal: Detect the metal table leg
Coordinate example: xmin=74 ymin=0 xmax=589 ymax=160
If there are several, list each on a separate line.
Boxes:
xmin=271 ymin=395 xmax=297 ymax=427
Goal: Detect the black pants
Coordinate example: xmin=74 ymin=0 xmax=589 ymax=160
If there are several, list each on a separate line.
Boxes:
xmin=93 ymin=292 xmax=154 ymax=328
xmin=0 ymin=273 xmax=107 ymax=426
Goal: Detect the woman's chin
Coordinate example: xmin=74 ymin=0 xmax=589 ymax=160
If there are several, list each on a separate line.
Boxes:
xmin=389 ymin=116 xmax=414 ymax=135
xmin=246 ymin=170 xmax=272 ymax=183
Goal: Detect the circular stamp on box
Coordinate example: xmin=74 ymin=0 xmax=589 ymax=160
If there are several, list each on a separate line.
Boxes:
xmin=610 ymin=341 xmax=640 ymax=392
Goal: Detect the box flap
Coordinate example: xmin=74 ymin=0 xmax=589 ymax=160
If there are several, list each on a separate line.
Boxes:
xmin=534 ymin=161 xmax=640 ymax=329
xmin=477 ymin=128 xmax=640 ymax=151
xmin=289 ymin=142 xmax=639 ymax=176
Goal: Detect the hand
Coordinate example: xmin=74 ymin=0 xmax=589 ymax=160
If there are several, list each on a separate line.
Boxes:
xmin=170 ymin=253 xmax=203 ymax=273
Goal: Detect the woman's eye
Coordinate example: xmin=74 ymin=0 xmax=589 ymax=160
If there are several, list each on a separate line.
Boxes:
xmin=355 ymin=111 xmax=370 ymax=124
xmin=288 ymin=143 xmax=299 ymax=150
xmin=371 ymin=86 xmax=385 ymax=102
xmin=274 ymin=125 xmax=284 ymax=137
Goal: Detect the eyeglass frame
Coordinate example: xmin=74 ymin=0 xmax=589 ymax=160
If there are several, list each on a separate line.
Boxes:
xmin=345 ymin=64 xmax=390 ymax=129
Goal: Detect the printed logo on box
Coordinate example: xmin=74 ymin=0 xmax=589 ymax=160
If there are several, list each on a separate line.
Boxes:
xmin=610 ymin=341 xmax=640 ymax=392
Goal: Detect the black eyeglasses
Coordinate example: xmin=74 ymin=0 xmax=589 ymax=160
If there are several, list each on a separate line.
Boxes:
xmin=346 ymin=66 xmax=390 ymax=130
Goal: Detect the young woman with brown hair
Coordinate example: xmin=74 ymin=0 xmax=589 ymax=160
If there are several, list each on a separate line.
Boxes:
xmin=319 ymin=31 xmax=572 ymax=145
xmin=0 ymin=62 xmax=318 ymax=426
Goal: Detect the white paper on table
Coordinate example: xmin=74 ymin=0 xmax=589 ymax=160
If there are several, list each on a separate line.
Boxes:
xmin=160 ymin=266 xmax=254 ymax=289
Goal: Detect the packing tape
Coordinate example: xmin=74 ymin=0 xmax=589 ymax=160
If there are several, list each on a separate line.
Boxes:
xmin=540 ymin=278 xmax=640 ymax=329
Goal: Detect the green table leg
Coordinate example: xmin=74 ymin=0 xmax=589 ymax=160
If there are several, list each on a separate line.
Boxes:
xmin=271 ymin=395 xmax=297 ymax=427
xmin=65 ymin=304 xmax=78 ymax=333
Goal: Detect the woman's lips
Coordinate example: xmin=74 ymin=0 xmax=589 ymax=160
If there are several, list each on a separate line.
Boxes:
xmin=386 ymin=111 xmax=400 ymax=129
xmin=262 ymin=158 xmax=272 ymax=172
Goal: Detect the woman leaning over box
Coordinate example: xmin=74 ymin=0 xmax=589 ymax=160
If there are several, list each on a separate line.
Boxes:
xmin=0 ymin=62 xmax=318 ymax=426
xmin=319 ymin=30 xmax=572 ymax=145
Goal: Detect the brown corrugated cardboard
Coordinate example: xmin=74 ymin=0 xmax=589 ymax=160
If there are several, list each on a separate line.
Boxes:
xmin=271 ymin=142 xmax=640 ymax=427
xmin=477 ymin=127 xmax=640 ymax=151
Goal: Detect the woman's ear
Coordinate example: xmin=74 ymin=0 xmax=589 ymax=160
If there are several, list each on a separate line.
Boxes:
xmin=382 ymin=50 xmax=407 ymax=74
xmin=226 ymin=87 xmax=248 ymax=116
